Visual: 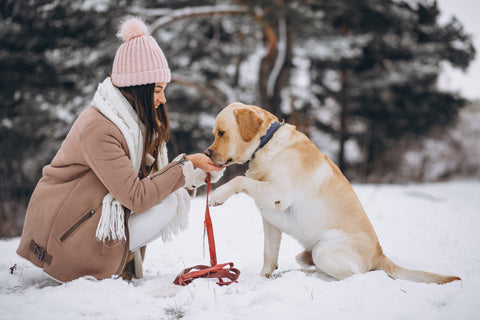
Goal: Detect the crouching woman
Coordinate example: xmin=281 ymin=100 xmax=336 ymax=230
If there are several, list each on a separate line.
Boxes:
xmin=16 ymin=17 xmax=223 ymax=282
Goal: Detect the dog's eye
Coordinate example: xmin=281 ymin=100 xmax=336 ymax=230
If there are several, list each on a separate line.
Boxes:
xmin=218 ymin=130 xmax=225 ymax=137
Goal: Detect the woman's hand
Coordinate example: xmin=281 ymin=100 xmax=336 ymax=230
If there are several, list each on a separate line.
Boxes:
xmin=186 ymin=153 xmax=224 ymax=172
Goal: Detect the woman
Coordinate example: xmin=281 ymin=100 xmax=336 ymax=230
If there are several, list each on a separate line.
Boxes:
xmin=16 ymin=17 xmax=223 ymax=282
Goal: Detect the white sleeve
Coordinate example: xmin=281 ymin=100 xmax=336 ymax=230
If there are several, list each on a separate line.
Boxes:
xmin=172 ymin=154 xmax=196 ymax=189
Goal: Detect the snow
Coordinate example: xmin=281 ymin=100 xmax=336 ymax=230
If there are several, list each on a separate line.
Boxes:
xmin=1 ymin=180 xmax=479 ymax=319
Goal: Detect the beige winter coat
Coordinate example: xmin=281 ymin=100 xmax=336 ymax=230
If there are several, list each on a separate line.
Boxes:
xmin=17 ymin=106 xmax=187 ymax=282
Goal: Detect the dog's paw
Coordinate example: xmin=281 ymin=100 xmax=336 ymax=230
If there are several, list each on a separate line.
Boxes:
xmin=208 ymin=186 xmax=233 ymax=206
xmin=260 ymin=265 xmax=278 ymax=278
xmin=208 ymin=191 xmax=224 ymax=206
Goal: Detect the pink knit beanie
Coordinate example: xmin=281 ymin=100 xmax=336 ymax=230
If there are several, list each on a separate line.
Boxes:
xmin=111 ymin=17 xmax=171 ymax=87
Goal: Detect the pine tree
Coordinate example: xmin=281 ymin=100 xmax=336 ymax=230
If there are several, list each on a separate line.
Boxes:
xmin=0 ymin=0 xmax=128 ymax=236
xmin=302 ymin=0 xmax=475 ymax=177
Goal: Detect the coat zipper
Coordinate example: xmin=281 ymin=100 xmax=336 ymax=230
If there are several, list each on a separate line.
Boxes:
xmin=59 ymin=209 xmax=95 ymax=242
xmin=149 ymin=161 xmax=182 ymax=179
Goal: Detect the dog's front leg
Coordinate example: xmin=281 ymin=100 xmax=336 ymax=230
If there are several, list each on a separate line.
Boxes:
xmin=261 ymin=218 xmax=282 ymax=278
xmin=209 ymin=176 xmax=292 ymax=211
xmin=208 ymin=176 xmax=244 ymax=206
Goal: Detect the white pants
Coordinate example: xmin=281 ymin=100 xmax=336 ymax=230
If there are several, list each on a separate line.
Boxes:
xmin=128 ymin=193 xmax=178 ymax=251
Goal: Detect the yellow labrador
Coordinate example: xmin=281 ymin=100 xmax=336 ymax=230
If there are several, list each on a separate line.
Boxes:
xmin=205 ymin=102 xmax=460 ymax=284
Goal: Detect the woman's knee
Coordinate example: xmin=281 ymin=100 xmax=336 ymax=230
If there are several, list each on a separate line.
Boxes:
xmin=128 ymin=193 xmax=178 ymax=250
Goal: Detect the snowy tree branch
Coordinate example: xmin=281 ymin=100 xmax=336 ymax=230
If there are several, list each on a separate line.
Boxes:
xmin=316 ymin=75 xmax=339 ymax=98
xmin=150 ymin=5 xmax=250 ymax=32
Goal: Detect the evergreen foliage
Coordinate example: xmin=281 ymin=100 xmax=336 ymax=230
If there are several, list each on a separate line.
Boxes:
xmin=0 ymin=0 xmax=475 ymax=236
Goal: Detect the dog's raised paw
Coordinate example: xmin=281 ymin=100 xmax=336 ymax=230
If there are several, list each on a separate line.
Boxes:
xmin=208 ymin=186 xmax=234 ymax=206
xmin=208 ymin=198 xmax=224 ymax=207
xmin=208 ymin=191 xmax=224 ymax=206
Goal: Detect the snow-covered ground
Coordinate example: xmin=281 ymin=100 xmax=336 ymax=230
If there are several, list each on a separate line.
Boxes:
xmin=1 ymin=180 xmax=479 ymax=320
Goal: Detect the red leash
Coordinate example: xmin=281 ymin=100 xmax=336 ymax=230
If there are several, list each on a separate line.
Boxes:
xmin=173 ymin=173 xmax=240 ymax=286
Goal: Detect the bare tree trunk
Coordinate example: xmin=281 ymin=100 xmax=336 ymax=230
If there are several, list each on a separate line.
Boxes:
xmin=256 ymin=16 xmax=278 ymax=113
xmin=270 ymin=16 xmax=292 ymax=119
xmin=233 ymin=32 xmax=246 ymax=87
xmin=256 ymin=13 xmax=292 ymax=118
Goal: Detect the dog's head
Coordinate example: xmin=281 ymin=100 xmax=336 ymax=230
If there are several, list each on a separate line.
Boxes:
xmin=205 ymin=102 xmax=278 ymax=166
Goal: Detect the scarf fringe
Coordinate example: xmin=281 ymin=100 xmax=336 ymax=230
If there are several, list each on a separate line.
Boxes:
xmin=96 ymin=194 xmax=126 ymax=242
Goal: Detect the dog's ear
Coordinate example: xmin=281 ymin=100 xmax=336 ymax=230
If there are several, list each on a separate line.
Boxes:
xmin=234 ymin=108 xmax=264 ymax=142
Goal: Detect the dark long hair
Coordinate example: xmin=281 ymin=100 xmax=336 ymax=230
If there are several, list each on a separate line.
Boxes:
xmin=119 ymin=83 xmax=170 ymax=178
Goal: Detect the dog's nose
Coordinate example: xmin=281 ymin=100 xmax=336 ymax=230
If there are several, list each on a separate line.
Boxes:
xmin=204 ymin=149 xmax=212 ymax=157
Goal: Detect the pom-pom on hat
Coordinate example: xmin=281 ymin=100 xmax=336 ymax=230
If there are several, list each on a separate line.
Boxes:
xmin=111 ymin=16 xmax=171 ymax=87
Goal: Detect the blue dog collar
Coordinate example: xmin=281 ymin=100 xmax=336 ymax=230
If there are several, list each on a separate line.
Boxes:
xmin=259 ymin=122 xmax=282 ymax=149
xmin=251 ymin=121 xmax=283 ymax=160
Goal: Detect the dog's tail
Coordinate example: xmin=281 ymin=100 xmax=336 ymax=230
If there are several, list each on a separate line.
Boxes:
xmin=375 ymin=254 xmax=460 ymax=284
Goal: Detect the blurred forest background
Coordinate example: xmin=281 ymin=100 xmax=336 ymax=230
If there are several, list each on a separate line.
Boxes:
xmin=1 ymin=0 xmax=478 ymax=237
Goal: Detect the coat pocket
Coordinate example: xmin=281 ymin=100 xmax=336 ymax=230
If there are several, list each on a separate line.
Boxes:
xmin=59 ymin=209 xmax=96 ymax=243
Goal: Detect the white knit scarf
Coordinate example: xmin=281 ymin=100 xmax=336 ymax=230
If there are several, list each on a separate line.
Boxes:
xmin=92 ymin=77 xmax=189 ymax=243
